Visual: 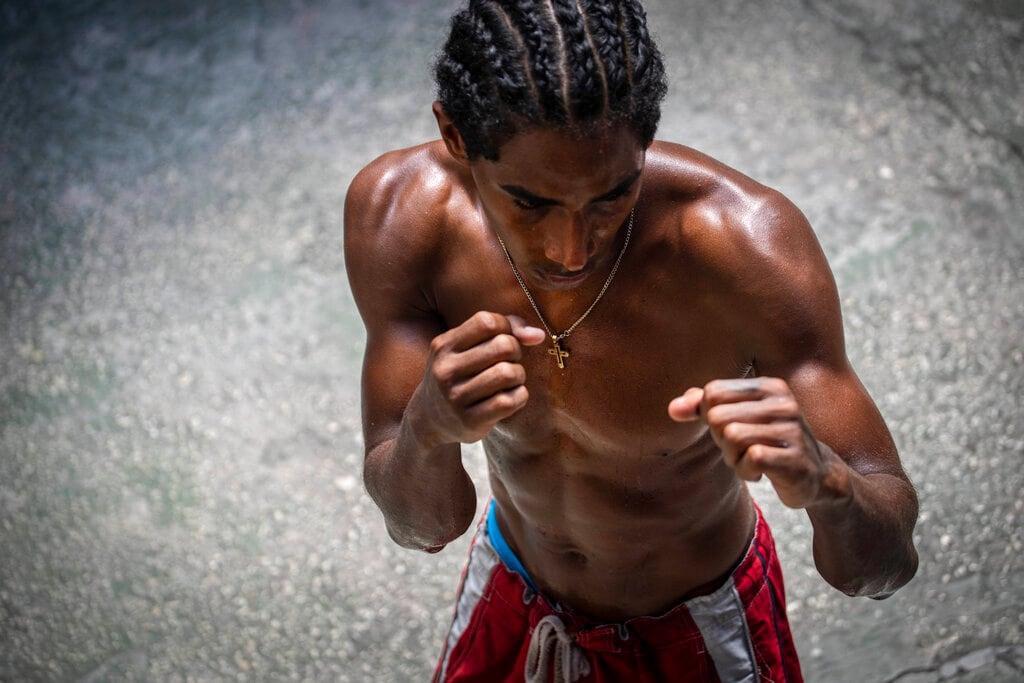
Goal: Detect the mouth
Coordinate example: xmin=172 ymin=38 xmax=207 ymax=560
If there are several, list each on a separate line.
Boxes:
xmin=534 ymin=268 xmax=592 ymax=289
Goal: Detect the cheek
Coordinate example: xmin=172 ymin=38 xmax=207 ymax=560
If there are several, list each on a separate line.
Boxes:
xmin=500 ymin=221 xmax=547 ymax=260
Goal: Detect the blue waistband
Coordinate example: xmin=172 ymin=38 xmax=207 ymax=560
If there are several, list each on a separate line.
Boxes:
xmin=486 ymin=499 xmax=538 ymax=591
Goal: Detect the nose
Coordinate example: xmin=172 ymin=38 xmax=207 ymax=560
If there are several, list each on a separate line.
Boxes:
xmin=544 ymin=212 xmax=593 ymax=271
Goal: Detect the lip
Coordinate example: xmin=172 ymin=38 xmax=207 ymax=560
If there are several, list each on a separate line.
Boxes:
xmin=535 ymin=268 xmax=592 ymax=289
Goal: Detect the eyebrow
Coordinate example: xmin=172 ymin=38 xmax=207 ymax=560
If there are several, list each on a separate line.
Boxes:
xmin=500 ymin=168 xmax=642 ymax=206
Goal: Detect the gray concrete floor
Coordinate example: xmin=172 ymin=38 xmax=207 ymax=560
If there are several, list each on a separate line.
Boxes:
xmin=1 ymin=0 xmax=1022 ymax=681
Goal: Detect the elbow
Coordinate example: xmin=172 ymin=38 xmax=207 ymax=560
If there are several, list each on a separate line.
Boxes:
xmin=833 ymin=545 xmax=920 ymax=599
xmin=386 ymin=525 xmax=450 ymax=554
xmin=385 ymin=522 xmax=460 ymax=554
xmin=871 ymin=548 xmax=920 ymax=600
xmin=382 ymin=504 xmax=476 ymax=554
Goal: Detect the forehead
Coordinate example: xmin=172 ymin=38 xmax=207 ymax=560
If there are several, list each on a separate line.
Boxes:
xmin=480 ymin=123 xmax=645 ymax=195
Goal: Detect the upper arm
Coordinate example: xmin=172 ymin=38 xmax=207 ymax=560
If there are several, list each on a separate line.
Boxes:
xmin=740 ymin=191 xmax=909 ymax=481
xmin=344 ymin=153 xmax=446 ymax=454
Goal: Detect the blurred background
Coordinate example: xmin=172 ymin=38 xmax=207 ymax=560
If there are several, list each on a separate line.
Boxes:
xmin=1 ymin=0 xmax=1022 ymax=680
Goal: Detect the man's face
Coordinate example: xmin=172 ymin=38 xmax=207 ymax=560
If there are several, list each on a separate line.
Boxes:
xmin=468 ymin=122 xmax=646 ymax=292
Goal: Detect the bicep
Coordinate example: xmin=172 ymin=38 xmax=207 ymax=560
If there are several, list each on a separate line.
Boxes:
xmin=346 ymin=240 xmax=443 ymax=454
xmin=344 ymin=161 xmax=444 ymax=453
xmin=757 ymin=280 xmax=906 ymax=480
xmin=359 ymin=315 xmax=441 ymax=452
xmin=785 ymin=358 xmax=904 ymax=479
xmin=745 ymin=197 xmax=906 ymax=479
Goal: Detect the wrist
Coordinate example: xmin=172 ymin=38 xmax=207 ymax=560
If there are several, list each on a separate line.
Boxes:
xmin=402 ymin=385 xmax=448 ymax=453
xmin=807 ymin=441 xmax=855 ymax=514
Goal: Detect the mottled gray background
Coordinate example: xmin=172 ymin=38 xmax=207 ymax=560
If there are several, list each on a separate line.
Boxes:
xmin=1 ymin=1 xmax=1022 ymax=681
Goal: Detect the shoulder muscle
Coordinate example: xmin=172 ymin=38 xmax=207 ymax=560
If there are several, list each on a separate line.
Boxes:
xmin=344 ymin=143 xmax=455 ymax=324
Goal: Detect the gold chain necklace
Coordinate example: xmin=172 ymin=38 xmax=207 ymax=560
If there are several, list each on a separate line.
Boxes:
xmin=494 ymin=209 xmax=634 ymax=369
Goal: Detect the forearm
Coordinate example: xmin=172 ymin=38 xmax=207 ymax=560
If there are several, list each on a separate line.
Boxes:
xmin=364 ymin=416 xmax=478 ymax=553
xmin=806 ymin=447 xmax=919 ymax=598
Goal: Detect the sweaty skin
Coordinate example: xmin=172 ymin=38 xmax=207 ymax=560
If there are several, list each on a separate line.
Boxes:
xmin=344 ymin=110 xmax=919 ymax=621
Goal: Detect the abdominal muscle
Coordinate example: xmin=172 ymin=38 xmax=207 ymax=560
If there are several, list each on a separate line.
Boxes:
xmin=484 ymin=427 xmax=757 ymax=622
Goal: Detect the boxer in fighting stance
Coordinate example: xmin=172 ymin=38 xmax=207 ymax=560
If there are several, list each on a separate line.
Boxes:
xmin=345 ymin=1 xmax=918 ymax=680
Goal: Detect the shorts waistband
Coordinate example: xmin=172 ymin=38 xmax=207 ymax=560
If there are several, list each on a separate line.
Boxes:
xmin=481 ymin=501 xmax=774 ymax=636
xmin=486 ymin=498 xmax=538 ymax=592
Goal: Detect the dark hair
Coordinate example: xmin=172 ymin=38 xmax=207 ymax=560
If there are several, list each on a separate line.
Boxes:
xmin=435 ymin=0 xmax=668 ymax=160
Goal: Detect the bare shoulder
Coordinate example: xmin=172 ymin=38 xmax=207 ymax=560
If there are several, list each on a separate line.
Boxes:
xmin=645 ymin=141 xmax=843 ymax=366
xmin=344 ymin=141 xmax=463 ymax=318
xmin=645 ymin=142 xmax=817 ymax=260
xmin=345 ymin=141 xmax=457 ymax=257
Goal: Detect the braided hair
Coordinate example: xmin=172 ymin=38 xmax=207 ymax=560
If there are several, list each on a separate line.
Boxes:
xmin=435 ymin=0 xmax=668 ymax=160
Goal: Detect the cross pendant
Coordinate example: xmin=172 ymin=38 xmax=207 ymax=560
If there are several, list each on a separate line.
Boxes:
xmin=548 ymin=337 xmax=569 ymax=369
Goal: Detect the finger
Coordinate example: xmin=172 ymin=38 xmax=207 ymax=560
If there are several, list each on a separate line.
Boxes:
xmin=732 ymin=443 xmax=793 ymax=482
xmin=704 ymin=395 xmax=802 ymax=429
xmin=736 ymin=442 xmax=809 ymax=479
xmin=508 ymin=315 xmax=547 ymax=347
xmin=461 ymin=384 xmax=530 ymax=432
xmin=668 ymin=387 xmax=705 ymax=422
xmin=441 ymin=311 xmax=515 ymax=352
xmin=448 ymin=361 xmax=527 ymax=408
xmin=702 ymin=377 xmax=790 ymax=407
xmin=445 ymin=332 xmax=525 ymax=379
xmin=733 ymin=443 xmax=821 ymax=508
xmin=716 ymin=421 xmax=796 ymax=469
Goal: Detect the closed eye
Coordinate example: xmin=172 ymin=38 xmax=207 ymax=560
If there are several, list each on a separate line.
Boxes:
xmin=502 ymin=185 xmax=556 ymax=211
xmin=596 ymin=186 xmax=629 ymax=203
xmin=594 ymin=171 xmax=641 ymax=203
xmin=513 ymin=197 xmax=544 ymax=210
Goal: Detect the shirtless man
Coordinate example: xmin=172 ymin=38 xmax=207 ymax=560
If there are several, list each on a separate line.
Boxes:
xmin=344 ymin=1 xmax=919 ymax=680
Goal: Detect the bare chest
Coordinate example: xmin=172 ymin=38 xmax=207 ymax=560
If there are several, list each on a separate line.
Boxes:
xmin=504 ymin=319 xmax=743 ymax=456
xmin=438 ymin=281 xmax=746 ymax=457
xmin=430 ymin=219 xmax=753 ymax=456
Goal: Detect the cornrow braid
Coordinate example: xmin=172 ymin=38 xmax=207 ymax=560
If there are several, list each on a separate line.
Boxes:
xmin=506 ymin=0 xmax=570 ymax=123
xmin=615 ymin=0 xmax=665 ymax=145
xmin=550 ymin=0 xmax=607 ymax=121
xmin=579 ymin=0 xmax=630 ymax=104
xmin=435 ymin=0 xmax=667 ymax=160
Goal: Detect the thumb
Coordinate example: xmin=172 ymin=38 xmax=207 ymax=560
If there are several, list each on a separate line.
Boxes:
xmin=668 ymin=387 xmax=705 ymax=422
xmin=508 ymin=315 xmax=547 ymax=346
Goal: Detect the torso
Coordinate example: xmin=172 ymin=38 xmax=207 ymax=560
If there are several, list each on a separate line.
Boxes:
xmin=376 ymin=140 xmax=786 ymax=620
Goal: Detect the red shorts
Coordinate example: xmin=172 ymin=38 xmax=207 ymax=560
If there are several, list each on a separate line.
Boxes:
xmin=433 ymin=502 xmax=803 ymax=682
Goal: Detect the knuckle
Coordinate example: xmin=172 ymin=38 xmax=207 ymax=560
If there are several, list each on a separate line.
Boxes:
xmin=510 ymin=363 xmax=527 ymax=384
xmin=493 ymin=334 xmax=518 ymax=357
xmin=428 ymin=335 xmax=448 ymax=357
xmin=446 ymin=383 xmax=469 ymax=406
xmin=704 ymin=405 xmax=729 ymax=430
xmin=721 ymin=421 xmax=745 ymax=443
xmin=475 ymin=311 xmax=506 ymax=335
xmin=494 ymin=362 xmax=521 ymax=384
xmin=431 ymin=358 xmax=457 ymax=386
xmin=703 ymin=379 xmax=726 ymax=399
xmin=490 ymin=391 xmax=518 ymax=412
xmin=776 ymin=397 xmax=799 ymax=416
xmin=745 ymin=444 xmax=767 ymax=463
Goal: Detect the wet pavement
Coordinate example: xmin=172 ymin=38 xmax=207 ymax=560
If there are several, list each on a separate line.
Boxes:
xmin=1 ymin=0 xmax=1022 ymax=681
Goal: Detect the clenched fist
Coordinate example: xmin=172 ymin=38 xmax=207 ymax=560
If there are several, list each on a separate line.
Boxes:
xmin=410 ymin=311 xmax=547 ymax=447
xmin=668 ymin=377 xmax=840 ymax=509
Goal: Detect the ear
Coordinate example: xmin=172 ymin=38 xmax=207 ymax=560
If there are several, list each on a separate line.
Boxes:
xmin=433 ymin=101 xmax=470 ymax=164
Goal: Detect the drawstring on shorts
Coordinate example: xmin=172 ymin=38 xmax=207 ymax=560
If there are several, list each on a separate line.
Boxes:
xmin=524 ymin=614 xmax=592 ymax=683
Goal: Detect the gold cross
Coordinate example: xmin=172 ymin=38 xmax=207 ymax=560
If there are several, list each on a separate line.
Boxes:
xmin=548 ymin=337 xmax=569 ymax=369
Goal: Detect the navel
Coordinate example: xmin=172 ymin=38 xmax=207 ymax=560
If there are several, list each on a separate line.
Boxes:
xmin=563 ymin=549 xmax=588 ymax=566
